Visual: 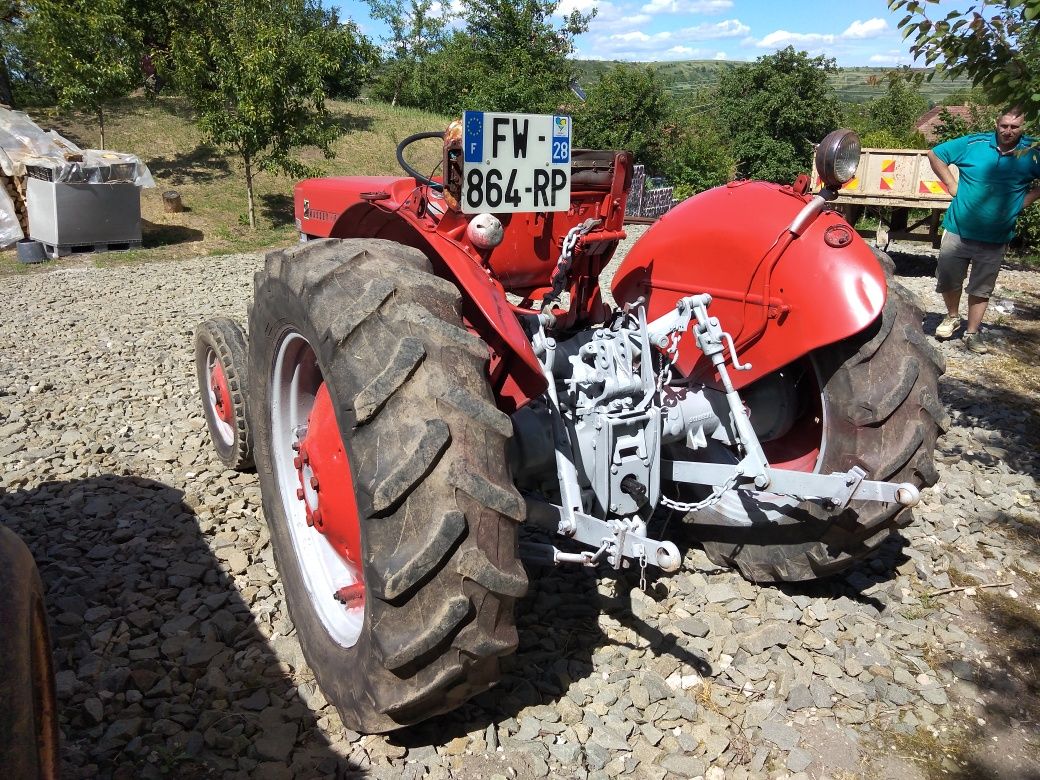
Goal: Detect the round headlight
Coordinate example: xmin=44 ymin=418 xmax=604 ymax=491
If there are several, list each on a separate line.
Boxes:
xmin=815 ymin=129 xmax=861 ymax=190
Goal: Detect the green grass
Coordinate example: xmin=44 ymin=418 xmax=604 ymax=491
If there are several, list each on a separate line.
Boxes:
xmin=2 ymin=95 xmax=451 ymax=273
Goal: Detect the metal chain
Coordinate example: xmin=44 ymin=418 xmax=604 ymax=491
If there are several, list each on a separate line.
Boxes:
xmin=660 ymin=470 xmax=741 ymax=513
xmin=638 ymin=546 xmax=648 ymax=592
xmin=541 ymin=219 xmax=601 ymax=309
xmin=655 ymin=331 xmax=680 ymax=394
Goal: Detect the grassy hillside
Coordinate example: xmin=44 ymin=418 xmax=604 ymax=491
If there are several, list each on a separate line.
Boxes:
xmin=4 ymin=95 xmax=451 ymax=271
xmin=573 ymin=60 xmax=972 ymax=104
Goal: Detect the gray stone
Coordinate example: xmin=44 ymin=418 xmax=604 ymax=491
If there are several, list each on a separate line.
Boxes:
xmin=787 ymin=747 xmax=812 ymax=773
xmin=759 ymin=721 xmax=800 ymax=751
xmin=741 ymin=623 xmax=792 ymax=655
xmin=703 ymin=733 xmax=730 ymax=762
xmin=787 ymin=683 xmax=814 ymax=711
xmin=549 ymin=741 xmax=582 ymax=764
xmin=704 ymin=583 xmax=741 ymax=603
xmin=99 ymin=718 xmax=143 ymax=751
xmin=256 ymin=722 xmax=298 ymax=762
xmin=585 ymin=741 xmax=609 ymax=771
xmin=641 ymin=670 xmax=673 ymax=703
xmin=659 ymin=754 xmax=706 ymax=778
xmin=676 ymin=618 xmax=710 ymax=638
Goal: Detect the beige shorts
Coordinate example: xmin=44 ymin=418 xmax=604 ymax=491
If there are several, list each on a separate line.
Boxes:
xmin=935 ymin=230 xmax=1005 ymax=299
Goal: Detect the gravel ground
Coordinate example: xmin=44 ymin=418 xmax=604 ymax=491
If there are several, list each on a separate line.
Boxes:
xmin=1 ymin=232 xmax=1039 ymax=780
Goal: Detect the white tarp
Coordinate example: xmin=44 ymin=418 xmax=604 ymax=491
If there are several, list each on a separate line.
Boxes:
xmin=0 ymin=107 xmax=155 ymax=247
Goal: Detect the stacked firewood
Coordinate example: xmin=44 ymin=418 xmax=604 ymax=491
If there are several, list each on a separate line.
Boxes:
xmin=0 ymin=172 xmax=28 ymax=236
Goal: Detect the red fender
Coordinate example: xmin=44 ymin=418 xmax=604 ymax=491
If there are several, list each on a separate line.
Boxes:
xmin=611 ymin=181 xmax=887 ymax=389
xmin=296 ymin=176 xmax=549 ymax=411
xmin=296 ymin=155 xmax=632 ymax=413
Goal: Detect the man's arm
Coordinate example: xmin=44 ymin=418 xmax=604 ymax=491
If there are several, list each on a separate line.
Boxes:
xmin=1023 ymin=186 xmax=1040 ymax=211
xmin=927 ymin=150 xmax=958 ymax=198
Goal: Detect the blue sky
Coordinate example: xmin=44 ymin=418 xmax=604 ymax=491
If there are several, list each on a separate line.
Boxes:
xmin=331 ymin=0 xmax=957 ymax=67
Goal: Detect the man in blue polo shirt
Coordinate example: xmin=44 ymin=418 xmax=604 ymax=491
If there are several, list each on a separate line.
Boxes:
xmin=927 ymin=106 xmax=1040 ymax=353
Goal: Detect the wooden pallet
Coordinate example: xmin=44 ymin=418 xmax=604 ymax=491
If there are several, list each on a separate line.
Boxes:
xmin=39 ymin=239 xmax=142 ymax=258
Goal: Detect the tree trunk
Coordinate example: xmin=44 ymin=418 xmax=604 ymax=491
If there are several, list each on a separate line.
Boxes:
xmin=98 ymin=108 xmax=105 ymax=150
xmin=244 ymin=151 xmax=256 ymax=229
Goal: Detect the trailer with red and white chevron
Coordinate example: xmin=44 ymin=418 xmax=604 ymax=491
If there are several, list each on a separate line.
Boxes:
xmin=812 ymin=147 xmax=959 ymax=248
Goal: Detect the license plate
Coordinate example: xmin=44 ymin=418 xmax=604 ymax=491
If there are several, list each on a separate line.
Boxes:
xmin=461 ymin=111 xmax=571 ymax=214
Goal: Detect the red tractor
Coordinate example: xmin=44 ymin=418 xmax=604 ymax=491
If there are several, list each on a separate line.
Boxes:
xmin=195 ymin=113 xmax=943 ymax=733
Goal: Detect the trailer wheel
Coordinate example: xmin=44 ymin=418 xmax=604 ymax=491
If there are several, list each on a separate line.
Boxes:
xmin=0 ymin=527 xmax=59 ymax=780
xmin=681 ymin=278 xmax=946 ymax=582
xmin=195 ymin=318 xmax=254 ymax=471
xmin=249 ymin=238 xmax=526 ymax=732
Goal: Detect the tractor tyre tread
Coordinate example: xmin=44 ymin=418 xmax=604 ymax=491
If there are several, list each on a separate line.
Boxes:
xmin=695 ymin=275 xmax=944 ymax=583
xmin=0 ymin=527 xmax=59 ymax=780
xmin=249 ymin=238 xmax=525 ymax=732
xmin=194 ymin=317 xmax=254 ymax=471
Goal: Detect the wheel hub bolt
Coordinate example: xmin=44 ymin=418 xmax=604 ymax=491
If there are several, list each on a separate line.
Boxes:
xmin=296 ymin=488 xmax=305 ymax=500
xmin=310 ymin=476 xmax=319 ymax=490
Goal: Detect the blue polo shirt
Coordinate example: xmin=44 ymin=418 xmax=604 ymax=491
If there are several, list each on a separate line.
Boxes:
xmin=933 ymin=132 xmax=1040 ymax=244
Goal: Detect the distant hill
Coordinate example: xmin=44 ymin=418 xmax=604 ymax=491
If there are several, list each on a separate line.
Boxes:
xmin=571 ymin=60 xmax=973 ymax=105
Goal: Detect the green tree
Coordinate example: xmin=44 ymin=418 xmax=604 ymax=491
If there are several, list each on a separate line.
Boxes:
xmin=324 ymin=20 xmax=379 ymax=100
xmin=0 ymin=1 xmax=24 ymax=107
xmin=423 ymin=0 xmax=593 ymax=115
xmin=573 ymin=65 xmax=668 ymax=169
xmin=365 ymin=0 xmax=448 ymax=106
xmin=891 ymin=0 xmax=1040 ymax=119
xmin=22 ymin=0 xmax=141 ymax=147
xmin=866 ymin=74 xmax=929 ymax=143
xmin=713 ymin=46 xmax=842 ymax=183
xmin=173 ymin=0 xmax=371 ymax=228
xmin=659 ymin=107 xmax=736 ymax=199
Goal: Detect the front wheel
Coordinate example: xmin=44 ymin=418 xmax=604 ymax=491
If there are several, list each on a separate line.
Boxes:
xmin=681 ymin=280 xmax=946 ymax=582
xmin=195 ymin=318 xmax=254 ymax=471
xmin=249 ymin=238 xmax=526 ymax=732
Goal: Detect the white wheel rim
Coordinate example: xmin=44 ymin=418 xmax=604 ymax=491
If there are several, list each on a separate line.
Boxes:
xmin=206 ymin=351 xmax=236 ymax=447
xmin=271 ymin=329 xmax=363 ymax=648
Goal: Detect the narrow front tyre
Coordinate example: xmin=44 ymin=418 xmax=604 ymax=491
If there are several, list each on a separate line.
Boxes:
xmin=195 ymin=318 xmax=254 ymax=471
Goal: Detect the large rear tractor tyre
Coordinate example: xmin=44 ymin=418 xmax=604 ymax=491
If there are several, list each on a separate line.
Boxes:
xmin=249 ymin=238 xmax=527 ymax=732
xmin=684 ymin=280 xmax=946 ymax=582
xmin=195 ymin=318 xmax=254 ymax=471
xmin=0 ymin=527 xmax=59 ymax=780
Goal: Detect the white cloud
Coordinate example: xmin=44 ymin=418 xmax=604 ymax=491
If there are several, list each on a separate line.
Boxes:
xmin=557 ymin=0 xmax=599 ymax=15
xmin=869 ymin=52 xmax=909 ymax=65
xmin=756 ymin=29 xmax=835 ymax=48
xmin=842 ymin=18 xmax=888 ymax=39
xmin=681 ymin=19 xmax=749 ymax=39
xmin=601 ymin=18 xmax=747 ymax=54
xmin=640 ymin=0 xmax=732 ymax=15
xmin=581 ymin=2 xmax=651 ymax=33
xmin=713 ymin=51 xmax=727 ymax=60
xmin=611 ymin=31 xmax=653 ymax=42
xmin=754 ymin=18 xmax=891 ymax=51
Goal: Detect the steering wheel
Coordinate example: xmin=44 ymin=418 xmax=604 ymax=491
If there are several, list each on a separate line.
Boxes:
xmin=396 ymin=131 xmax=445 ymax=190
